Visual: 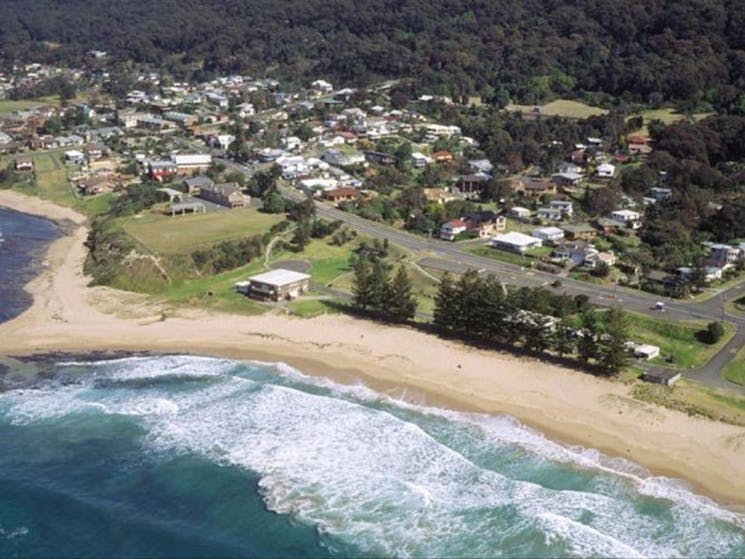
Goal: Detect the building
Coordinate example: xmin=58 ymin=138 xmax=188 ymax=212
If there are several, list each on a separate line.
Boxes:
xmin=634 ymin=344 xmax=661 ymax=360
xmin=707 ymin=243 xmax=741 ymax=269
xmin=562 ymin=224 xmax=597 ymax=241
xmin=323 ymin=187 xmax=359 ymax=205
xmin=552 ymin=172 xmax=583 ymax=188
xmin=64 ymin=150 xmax=86 ymax=165
xmin=198 ymin=182 xmax=247 ymax=208
xmin=311 ymin=79 xmax=333 ymax=93
xmin=237 ymin=269 xmax=311 ymax=301
xmin=323 ymin=149 xmax=366 ymax=167
xmin=537 ymin=207 xmax=564 ymax=221
xmin=642 ymin=369 xmax=681 ymax=386
xmin=440 ymin=219 xmax=468 ymax=241
xmin=468 ymin=159 xmax=493 ymax=175
xmin=610 ymin=209 xmax=642 ymax=229
xmin=172 ymin=154 xmax=212 ymax=175
xmin=550 ymin=200 xmax=574 ymax=217
xmin=165 ymin=201 xmax=206 ymax=216
xmin=432 ymin=150 xmax=454 ymax=163
xmin=183 ymin=176 xmax=214 ymax=194
xmin=365 ymin=151 xmax=397 ymax=166
xmin=411 ymin=152 xmax=431 ymax=168
xmin=491 ymin=231 xmax=542 ymax=254
xmin=509 ymin=206 xmax=531 ymax=219
xmin=596 ymin=163 xmax=616 ymax=178
xmin=13 ymin=157 xmax=33 ymax=171
xmin=552 ymin=241 xmax=598 ymax=267
xmin=531 ymin=226 xmax=564 ymax=243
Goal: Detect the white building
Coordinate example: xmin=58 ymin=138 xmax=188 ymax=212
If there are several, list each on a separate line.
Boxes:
xmin=440 ymin=219 xmax=468 ymax=241
xmin=610 ymin=209 xmax=642 ymax=226
xmin=491 ymin=232 xmax=542 ymax=254
xmin=634 ymin=344 xmax=660 ymax=360
xmin=550 ymin=200 xmax=574 ymax=217
xmin=311 ymin=79 xmax=333 ymax=93
xmin=411 ymin=152 xmax=431 ymax=168
xmin=509 ymin=206 xmax=531 ymax=219
xmin=531 ymin=226 xmax=565 ymax=243
xmin=596 ymin=163 xmax=616 ymax=178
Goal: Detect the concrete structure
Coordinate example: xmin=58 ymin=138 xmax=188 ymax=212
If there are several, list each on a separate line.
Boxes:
xmin=491 ymin=231 xmax=542 ymax=254
xmin=171 ymin=154 xmax=212 ymax=174
xmin=509 ymin=206 xmax=531 ymax=219
xmin=166 ymin=201 xmax=206 ymax=216
xmin=183 ymin=176 xmax=214 ymax=194
xmin=238 ymin=269 xmax=311 ymax=301
xmin=13 ymin=157 xmax=33 ymax=171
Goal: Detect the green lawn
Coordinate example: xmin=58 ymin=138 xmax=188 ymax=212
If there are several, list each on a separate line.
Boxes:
xmin=721 ymin=347 xmax=745 ymax=385
xmin=286 ymin=298 xmax=338 ymax=318
xmin=627 ymin=108 xmax=714 ymax=137
xmin=505 ymin=99 xmax=609 ymax=119
xmin=627 ymin=313 xmax=734 ymax=369
xmin=121 ymin=208 xmax=283 ymax=254
xmin=466 ymin=244 xmax=552 ymax=267
xmin=0 ymin=97 xmax=60 ymax=115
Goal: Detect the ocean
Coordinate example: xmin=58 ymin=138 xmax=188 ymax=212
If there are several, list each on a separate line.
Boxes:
xmin=0 ymin=354 xmax=744 ymax=558
xmin=1 ymin=207 xmax=745 ymax=558
xmin=0 ymin=206 xmax=60 ymax=323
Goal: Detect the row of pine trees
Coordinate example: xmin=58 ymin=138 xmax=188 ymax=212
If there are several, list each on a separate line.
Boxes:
xmin=433 ymin=271 xmax=630 ymax=375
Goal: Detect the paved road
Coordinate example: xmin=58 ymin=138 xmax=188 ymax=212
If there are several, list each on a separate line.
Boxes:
xmin=224 ymin=158 xmax=745 ymax=388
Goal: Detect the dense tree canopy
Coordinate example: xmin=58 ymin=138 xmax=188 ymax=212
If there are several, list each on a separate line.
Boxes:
xmin=1 ymin=0 xmax=744 ymax=105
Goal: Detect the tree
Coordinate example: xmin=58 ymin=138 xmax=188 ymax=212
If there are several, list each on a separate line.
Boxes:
xmin=386 ymin=266 xmax=417 ymax=322
xmin=262 ymin=190 xmax=286 ymax=214
xmin=577 ymin=310 xmax=600 ymax=364
xmin=553 ymin=319 xmax=576 ymax=357
xmin=291 ymin=220 xmax=311 ymax=250
xmin=596 ymin=307 xmax=630 ymax=375
xmin=433 ymin=272 xmax=458 ymax=334
xmin=705 ymin=321 xmax=725 ymax=344
xmin=352 ymin=257 xmax=375 ymax=312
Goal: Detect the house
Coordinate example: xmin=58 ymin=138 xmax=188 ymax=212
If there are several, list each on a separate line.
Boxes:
xmin=465 ymin=211 xmax=505 ymax=238
xmin=537 ymin=207 xmax=564 ymax=221
xmin=440 ymin=219 xmax=468 ymax=241
xmin=596 ymin=163 xmax=616 ymax=179
xmin=649 ymin=187 xmax=672 ymax=201
xmin=198 ymin=182 xmax=247 ymax=208
xmin=182 ymin=176 xmax=214 ymax=194
xmin=432 ymin=150 xmax=454 ymax=163
xmin=491 ymin=231 xmax=542 ymax=254
xmin=518 ymin=179 xmax=557 ymax=198
xmin=552 ymin=172 xmax=583 ymax=188
xmin=422 ymin=188 xmax=460 ymax=205
xmin=411 ymin=152 xmax=431 ymax=168
xmin=610 ymin=209 xmax=642 ymax=229
xmin=281 ymin=136 xmax=302 ymax=151
xmin=13 ymin=157 xmax=33 ymax=171
xmin=64 ymin=150 xmax=87 ymax=165
xmin=553 ymin=241 xmax=598 ymax=267
xmin=557 ymin=162 xmax=583 ymax=175
xmin=531 ymin=226 xmax=564 ymax=243
xmin=642 ymin=369 xmax=681 ymax=386
xmin=206 ymin=93 xmax=229 ymax=108
xmin=707 ymin=243 xmax=740 ymax=269
xmin=584 ymin=251 xmax=616 ymax=270
xmin=458 ymin=173 xmax=490 ymax=198
xmin=468 ymin=159 xmax=493 ymax=175
xmin=365 ymin=151 xmax=397 ymax=166
xmin=311 ymin=79 xmax=333 ymax=93
xmin=550 ymin=200 xmax=574 ymax=218
xmin=509 ymin=206 xmax=531 ymax=219
xmin=171 ymin=154 xmax=212 ymax=175
xmin=634 ymin=344 xmax=661 ymax=360
xmin=323 ymin=187 xmax=359 ymax=205
xmin=562 ymin=224 xmax=597 ymax=241
xmin=237 ymin=269 xmax=311 ymax=301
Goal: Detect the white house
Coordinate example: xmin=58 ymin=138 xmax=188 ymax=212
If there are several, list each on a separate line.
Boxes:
xmin=509 ymin=206 xmax=532 ymax=219
xmin=537 ymin=207 xmax=564 ymax=221
xmin=64 ymin=150 xmax=86 ymax=165
xmin=492 ymin=231 xmax=542 ymax=254
xmin=440 ymin=219 xmax=468 ymax=241
xmin=531 ymin=226 xmax=565 ymax=243
xmin=207 ymin=93 xmax=229 ymax=109
xmin=411 ymin=152 xmax=431 ymax=168
xmin=311 ymin=79 xmax=333 ymax=93
xmin=550 ymin=200 xmax=574 ymax=217
xmin=596 ymin=163 xmax=616 ymax=178
xmin=281 ymin=136 xmax=302 ymax=151
xmin=610 ymin=209 xmax=642 ymax=227
xmin=634 ymin=344 xmax=660 ymax=360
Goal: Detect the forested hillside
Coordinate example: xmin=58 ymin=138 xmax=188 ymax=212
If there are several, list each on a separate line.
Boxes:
xmin=1 ymin=0 xmax=744 ymax=107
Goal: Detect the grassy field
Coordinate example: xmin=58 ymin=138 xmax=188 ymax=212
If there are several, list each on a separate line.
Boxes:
xmin=121 ymin=208 xmax=284 ymax=254
xmin=721 ymin=347 xmax=745 ymax=385
xmin=633 ymin=380 xmax=745 ymax=427
xmin=505 ymin=99 xmax=608 ymax=119
xmin=627 ymin=313 xmax=733 ymax=369
xmin=466 ymin=244 xmax=553 ymax=267
xmin=0 ymin=97 xmax=60 ymax=115
xmin=627 ymin=108 xmax=714 ymax=137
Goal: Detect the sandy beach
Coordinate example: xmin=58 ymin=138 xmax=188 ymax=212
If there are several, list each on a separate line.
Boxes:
xmin=1 ymin=188 xmax=745 ymax=507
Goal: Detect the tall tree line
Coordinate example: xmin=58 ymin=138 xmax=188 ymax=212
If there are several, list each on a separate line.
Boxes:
xmin=433 ymin=271 xmax=630 ymax=375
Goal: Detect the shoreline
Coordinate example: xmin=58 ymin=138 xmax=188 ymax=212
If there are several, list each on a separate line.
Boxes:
xmin=1 ymin=189 xmax=745 ymax=509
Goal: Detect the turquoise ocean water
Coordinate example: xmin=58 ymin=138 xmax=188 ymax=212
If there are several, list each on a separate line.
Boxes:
xmin=1 ymin=354 xmax=745 ymax=558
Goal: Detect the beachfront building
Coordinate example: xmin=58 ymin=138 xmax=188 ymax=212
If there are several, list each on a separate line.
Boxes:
xmin=236 ymin=269 xmax=311 ymax=301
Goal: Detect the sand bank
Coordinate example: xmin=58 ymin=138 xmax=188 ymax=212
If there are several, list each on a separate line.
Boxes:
xmin=1 ymin=189 xmax=744 ymax=507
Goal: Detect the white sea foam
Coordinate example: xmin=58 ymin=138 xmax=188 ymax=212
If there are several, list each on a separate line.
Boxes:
xmin=2 ymin=354 xmax=745 ymax=557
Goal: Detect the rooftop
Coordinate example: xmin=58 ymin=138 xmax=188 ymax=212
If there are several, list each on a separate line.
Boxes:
xmin=248 ymin=269 xmax=311 ymax=287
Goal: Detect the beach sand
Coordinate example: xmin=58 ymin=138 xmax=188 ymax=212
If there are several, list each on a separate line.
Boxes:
xmin=1 ymin=188 xmax=745 ymax=507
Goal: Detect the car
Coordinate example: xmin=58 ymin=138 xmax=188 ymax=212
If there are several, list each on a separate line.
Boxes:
xmin=655 ymin=301 xmax=665 ymax=311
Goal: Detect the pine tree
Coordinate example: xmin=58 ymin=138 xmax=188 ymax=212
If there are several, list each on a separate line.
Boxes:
xmin=434 ymin=272 xmax=458 ymax=334
xmin=596 ymin=307 xmax=630 ymax=375
xmin=386 ymin=266 xmax=417 ymax=323
xmin=367 ymin=258 xmax=391 ymax=314
xmin=352 ymin=257 xmax=375 ymax=312
xmin=552 ymin=318 xmax=576 ymax=357
xmin=480 ymin=275 xmax=506 ymax=342
xmin=456 ymin=270 xmax=483 ymax=336
xmin=577 ymin=310 xmax=600 ymax=364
